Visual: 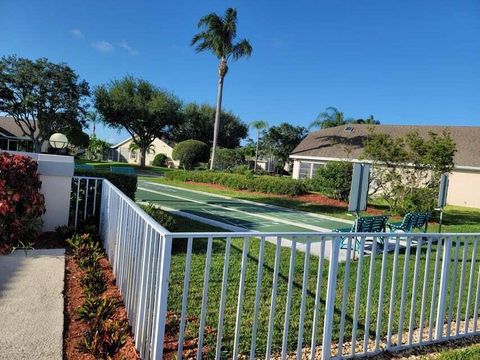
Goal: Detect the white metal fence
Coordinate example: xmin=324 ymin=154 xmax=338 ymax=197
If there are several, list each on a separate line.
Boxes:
xmin=71 ymin=177 xmax=480 ymax=359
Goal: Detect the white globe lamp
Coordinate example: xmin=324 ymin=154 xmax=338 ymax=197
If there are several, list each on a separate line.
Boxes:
xmin=49 ymin=133 xmax=69 ymax=149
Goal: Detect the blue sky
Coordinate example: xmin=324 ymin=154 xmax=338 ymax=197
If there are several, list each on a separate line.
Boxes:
xmin=1 ymin=0 xmax=479 ymax=144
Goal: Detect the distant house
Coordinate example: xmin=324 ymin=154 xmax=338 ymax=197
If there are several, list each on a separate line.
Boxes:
xmin=107 ymin=137 xmax=179 ymax=167
xmin=290 ymin=124 xmax=480 ymax=208
xmin=0 ymin=116 xmax=48 ymax=152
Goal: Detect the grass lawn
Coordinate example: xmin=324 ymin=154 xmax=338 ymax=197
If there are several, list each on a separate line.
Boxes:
xmin=165 ymin=212 xmax=479 ymax=357
xmin=437 ymin=344 xmax=480 ymax=359
xmin=141 ymin=176 xmax=480 ymax=233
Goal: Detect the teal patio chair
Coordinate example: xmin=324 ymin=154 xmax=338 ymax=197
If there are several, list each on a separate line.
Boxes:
xmin=387 ymin=212 xmax=430 ymax=233
xmin=333 ymin=215 xmax=389 ymax=250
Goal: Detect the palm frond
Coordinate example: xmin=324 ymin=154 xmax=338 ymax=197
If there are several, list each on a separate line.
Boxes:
xmin=231 ymin=39 xmax=252 ymax=60
xmin=224 ymin=8 xmax=238 ymax=40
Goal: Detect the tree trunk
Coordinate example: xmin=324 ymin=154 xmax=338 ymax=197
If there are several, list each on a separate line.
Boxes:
xmin=140 ymin=147 xmax=147 ymax=168
xmin=210 ymin=58 xmax=227 ymax=170
xmin=254 ymin=130 xmax=259 ymax=172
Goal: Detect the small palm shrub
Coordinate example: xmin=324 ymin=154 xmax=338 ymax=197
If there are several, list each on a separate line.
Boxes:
xmin=76 ymin=297 xmax=119 ymax=327
xmin=77 ymin=320 xmax=127 ymax=359
xmin=81 ymin=267 xmax=107 ymax=297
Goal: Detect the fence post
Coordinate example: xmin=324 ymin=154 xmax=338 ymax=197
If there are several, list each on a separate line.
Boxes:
xmin=152 ymin=234 xmax=173 ymax=360
xmin=436 ymin=236 xmax=452 ymax=340
xmin=322 ymin=236 xmax=341 ymax=360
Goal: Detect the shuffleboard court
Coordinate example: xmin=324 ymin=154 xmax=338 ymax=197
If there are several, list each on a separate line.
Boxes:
xmin=136 ymin=180 xmax=352 ymax=234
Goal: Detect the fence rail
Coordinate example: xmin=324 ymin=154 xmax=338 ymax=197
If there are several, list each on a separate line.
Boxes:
xmin=71 ymin=176 xmax=480 ymax=359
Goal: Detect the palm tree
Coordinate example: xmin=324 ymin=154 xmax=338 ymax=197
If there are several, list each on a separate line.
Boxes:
xmin=191 ymin=8 xmax=253 ymax=170
xmin=249 ymin=120 xmax=268 ymax=172
xmin=309 ymin=107 xmax=353 ymax=129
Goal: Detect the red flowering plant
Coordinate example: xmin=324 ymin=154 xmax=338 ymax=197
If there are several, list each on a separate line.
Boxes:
xmin=0 ymin=152 xmax=46 ymax=245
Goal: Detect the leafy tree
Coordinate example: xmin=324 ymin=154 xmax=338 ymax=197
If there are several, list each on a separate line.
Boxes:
xmin=0 ymin=55 xmax=90 ymax=151
xmin=64 ymin=125 xmax=90 ymax=149
xmin=363 ymin=129 xmax=456 ymax=214
xmin=263 ymin=123 xmax=308 ymax=170
xmin=249 ymin=120 xmax=268 ymax=172
xmin=172 ymin=140 xmax=210 ymax=170
xmin=94 ymin=76 xmax=182 ymax=168
xmin=191 ymin=8 xmax=252 ymax=169
xmin=152 ymin=154 xmax=168 ymax=167
xmin=87 ymin=136 xmax=110 ymax=161
xmin=355 ymin=115 xmax=380 ymax=125
xmin=171 ymin=103 xmax=247 ymax=148
xmin=215 ymin=147 xmax=246 ymax=170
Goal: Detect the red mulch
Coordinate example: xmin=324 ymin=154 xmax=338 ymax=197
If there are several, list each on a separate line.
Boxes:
xmin=64 ymin=255 xmax=140 ymax=360
xmin=185 ymin=181 xmax=386 ymax=215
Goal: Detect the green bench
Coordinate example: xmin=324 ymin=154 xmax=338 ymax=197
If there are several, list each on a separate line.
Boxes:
xmin=387 ymin=212 xmax=430 ymax=233
xmin=110 ymin=166 xmax=136 ymax=175
xmin=334 ymin=215 xmax=389 ymax=250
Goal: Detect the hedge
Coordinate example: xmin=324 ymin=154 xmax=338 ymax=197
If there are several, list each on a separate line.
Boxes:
xmin=165 ymin=170 xmax=307 ymax=196
xmin=74 ymin=169 xmax=138 ymax=200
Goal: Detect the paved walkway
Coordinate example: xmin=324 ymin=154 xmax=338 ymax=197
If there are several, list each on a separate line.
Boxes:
xmin=0 ymin=249 xmax=65 ymax=360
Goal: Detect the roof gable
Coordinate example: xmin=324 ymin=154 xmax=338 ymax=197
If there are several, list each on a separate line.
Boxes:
xmin=291 ymin=124 xmax=480 ymax=168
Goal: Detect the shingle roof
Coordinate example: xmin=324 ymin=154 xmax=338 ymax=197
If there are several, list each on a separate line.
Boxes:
xmin=291 ymin=124 xmax=480 ymax=168
xmin=0 ymin=116 xmax=37 ymax=139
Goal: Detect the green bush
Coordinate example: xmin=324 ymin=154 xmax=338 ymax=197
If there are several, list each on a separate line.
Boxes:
xmin=74 ymin=169 xmax=137 ymax=200
xmin=152 ymin=153 xmax=168 ymax=167
xmin=172 ymin=140 xmax=209 ymax=170
xmin=396 ymin=187 xmax=436 ymax=215
xmin=140 ymin=203 xmax=177 ymax=231
xmin=165 ymin=170 xmax=307 ymax=196
xmin=309 ymin=161 xmax=353 ymax=201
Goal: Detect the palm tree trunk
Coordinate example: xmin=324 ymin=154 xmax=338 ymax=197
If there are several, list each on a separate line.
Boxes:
xmin=210 ymin=58 xmax=227 ymax=170
xmin=140 ymin=147 xmax=146 ymax=168
xmin=254 ymin=130 xmax=259 ymax=172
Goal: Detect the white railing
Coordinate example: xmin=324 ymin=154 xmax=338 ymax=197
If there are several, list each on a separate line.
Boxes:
xmin=71 ymin=177 xmax=480 ymax=359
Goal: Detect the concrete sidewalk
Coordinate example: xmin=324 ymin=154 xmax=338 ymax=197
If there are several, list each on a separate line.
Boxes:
xmin=0 ymin=249 xmax=65 ymax=360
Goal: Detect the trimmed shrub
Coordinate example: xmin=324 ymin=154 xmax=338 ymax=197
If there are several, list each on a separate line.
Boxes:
xmin=309 ymin=161 xmax=353 ymax=201
xmin=172 ymin=140 xmax=209 ymax=170
xmin=140 ymin=203 xmax=177 ymax=231
xmin=74 ymin=169 xmax=137 ymax=200
xmin=0 ymin=152 xmax=46 ymax=245
xmin=152 ymin=153 xmax=168 ymax=167
xmin=165 ymin=170 xmax=307 ymax=196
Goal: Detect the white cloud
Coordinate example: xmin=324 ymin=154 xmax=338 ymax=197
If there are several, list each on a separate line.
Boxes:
xmin=70 ymin=29 xmax=84 ymax=39
xmin=119 ymin=40 xmax=139 ymax=55
xmin=92 ymin=41 xmax=115 ymax=53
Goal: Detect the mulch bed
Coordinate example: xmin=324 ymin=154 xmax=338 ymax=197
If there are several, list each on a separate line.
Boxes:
xmin=64 ymin=254 xmax=140 ymax=360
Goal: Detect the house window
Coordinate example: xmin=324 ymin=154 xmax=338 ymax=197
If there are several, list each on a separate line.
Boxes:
xmin=130 ymin=150 xmax=137 ymax=160
xmin=8 ymin=140 xmax=18 ymax=151
xmin=0 ymin=138 xmax=7 ymax=150
xmin=299 ymin=162 xmax=311 ymax=179
xmin=298 ymin=161 xmax=325 ymax=179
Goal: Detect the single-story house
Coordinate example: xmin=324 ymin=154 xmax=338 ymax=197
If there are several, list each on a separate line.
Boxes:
xmin=106 ymin=137 xmax=179 ymax=167
xmin=0 ymin=116 xmax=48 ymax=152
xmin=290 ymin=124 xmax=480 ymax=208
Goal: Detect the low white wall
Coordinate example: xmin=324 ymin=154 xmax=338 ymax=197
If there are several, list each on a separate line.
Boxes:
xmin=4 ymin=151 xmax=74 ymax=231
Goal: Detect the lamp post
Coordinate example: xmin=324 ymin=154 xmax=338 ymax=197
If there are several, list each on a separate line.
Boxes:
xmin=49 ymin=133 xmax=69 ymax=154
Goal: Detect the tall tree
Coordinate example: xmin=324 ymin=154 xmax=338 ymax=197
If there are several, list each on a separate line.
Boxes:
xmin=249 ymin=120 xmax=268 ymax=172
xmin=94 ymin=76 xmax=182 ymax=168
xmin=263 ymin=123 xmax=308 ymax=170
xmin=309 ymin=107 xmax=352 ymax=130
xmin=0 ymin=55 xmax=90 ymax=151
xmin=170 ymin=103 xmax=248 ymax=148
xmin=191 ymin=8 xmax=252 ymax=169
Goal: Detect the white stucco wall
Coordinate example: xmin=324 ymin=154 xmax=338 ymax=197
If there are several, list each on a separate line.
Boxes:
xmin=114 ymin=137 xmax=179 ymax=167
